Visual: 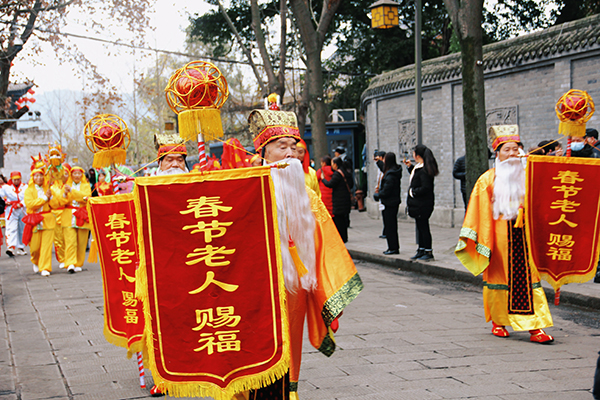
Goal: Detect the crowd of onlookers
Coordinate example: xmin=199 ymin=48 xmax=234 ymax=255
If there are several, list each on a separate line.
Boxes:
xmin=372 ymin=145 xmax=439 ymax=261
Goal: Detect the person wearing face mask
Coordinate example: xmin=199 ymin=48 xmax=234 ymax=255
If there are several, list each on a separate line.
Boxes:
xmin=569 ymin=135 xmax=599 ymax=158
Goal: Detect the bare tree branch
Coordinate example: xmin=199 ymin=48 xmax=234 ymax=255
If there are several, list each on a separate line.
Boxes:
xmin=215 ymin=0 xmax=266 ymax=96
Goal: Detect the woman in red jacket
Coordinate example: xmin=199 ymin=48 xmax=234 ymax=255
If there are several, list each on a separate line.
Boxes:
xmin=316 ymin=155 xmax=333 ymax=216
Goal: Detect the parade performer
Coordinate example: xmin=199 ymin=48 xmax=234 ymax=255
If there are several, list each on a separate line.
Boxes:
xmin=95 ymin=170 xmax=113 ymax=196
xmin=155 ymin=133 xmax=188 ymax=175
xmin=455 ymin=125 xmax=554 ymax=343
xmin=51 ymin=163 xmax=70 ymax=269
xmin=24 ymin=164 xmax=60 ymax=276
xmin=59 ymin=166 xmax=91 ymax=273
xmin=296 ymin=139 xmax=320 ymax=196
xmin=1 ymin=171 xmax=27 ymax=257
xmin=148 ymin=133 xmax=189 ymax=397
xmin=249 ymin=107 xmax=363 ymax=398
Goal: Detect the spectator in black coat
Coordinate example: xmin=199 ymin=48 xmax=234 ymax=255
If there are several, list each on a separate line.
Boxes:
xmin=321 ymin=157 xmax=353 ymax=243
xmin=585 ymin=128 xmax=600 ymax=158
xmin=404 ymin=144 xmax=439 ymax=261
xmin=452 ymin=155 xmax=467 ymax=208
xmin=374 ymin=152 xmax=402 ymax=255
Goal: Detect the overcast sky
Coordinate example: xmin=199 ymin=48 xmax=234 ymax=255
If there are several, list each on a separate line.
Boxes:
xmin=13 ymin=0 xmax=210 ymax=95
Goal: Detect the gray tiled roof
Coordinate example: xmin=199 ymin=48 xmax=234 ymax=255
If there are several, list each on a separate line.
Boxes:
xmin=362 ymin=14 xmax=600 ymax=102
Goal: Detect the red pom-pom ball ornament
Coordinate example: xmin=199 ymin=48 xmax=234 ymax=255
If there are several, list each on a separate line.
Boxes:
xmin=84 ymin=114 xmax=130 ymax=168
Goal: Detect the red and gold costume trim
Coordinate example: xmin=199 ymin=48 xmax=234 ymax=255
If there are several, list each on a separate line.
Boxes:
xmin=249 ymin=110 xmax=300 ymax=151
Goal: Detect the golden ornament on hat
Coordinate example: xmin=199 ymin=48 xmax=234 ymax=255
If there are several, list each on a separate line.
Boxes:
xmin=555 ymin=89 xmax=595 ymax=137
xmin=165 ymin=60 xmax=229 ymax=142
xmin=46 ymin=143 xmax=67 ymax=182
xmin=83 ymin=114 xmax=131 ymax=168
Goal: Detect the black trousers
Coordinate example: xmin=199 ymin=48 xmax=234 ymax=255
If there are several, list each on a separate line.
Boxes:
xmin=382 ymin=204 xmax=399 ymax=251
xmin=594 ymin=352 xmax=600 ymax=399
xmin=415 ymin=217 xmax=432 ymax=249
xmin=250 ymin=372 xmax=289 ymax=399
xmin=333 ymin=213 xmax=349 ymax=243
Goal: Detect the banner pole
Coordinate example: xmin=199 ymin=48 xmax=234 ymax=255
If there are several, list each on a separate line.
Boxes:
xmin=198 ymin=132 xmax=207 ymax=171
xmin=554 ymin=288 xmax=561 ymax=306
xmin=137 ymin=351 xmax=146 ymax=388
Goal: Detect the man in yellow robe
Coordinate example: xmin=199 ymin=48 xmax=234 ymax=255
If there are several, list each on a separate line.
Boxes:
xmin=456 ymin=125 xmax=553 ymax=343
xmin=59 ymin=166 xmax=92 ymax=273
xmin=246 ymin=107 xmax=363 ymax=399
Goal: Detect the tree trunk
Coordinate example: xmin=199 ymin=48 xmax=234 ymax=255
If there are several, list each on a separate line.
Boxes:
xmin=443 ymin=0 xmax=488 ymax=197
xmin=289 ymin=0 xmax=341 ymax=162
xmin=306 ymin=52 xmax=327 ymax=158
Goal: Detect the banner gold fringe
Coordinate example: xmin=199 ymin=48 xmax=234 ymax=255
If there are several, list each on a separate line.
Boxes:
xmin=126 ymin=339 xmax=145 ymax=359
xmin=179 ymin=108 xmax=223 ymax=142
xmin=558 ymin=121 xmax=586 ymax=137
xmin=93 ymin=148 xmax=127 ymax=168
xmin=539 ymin=270 xmax=597 ymax=292
xmin=133 ymin=189 xmax=148 ymax=303
xmin=133 ymin=171 xmax=291 ymax=399
xmin=103 ymin=324 xmax=129 ymax=349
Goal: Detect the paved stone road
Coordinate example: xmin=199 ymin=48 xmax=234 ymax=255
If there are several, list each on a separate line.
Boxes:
xmin=1 ymin=209 xmax=599 ymax=399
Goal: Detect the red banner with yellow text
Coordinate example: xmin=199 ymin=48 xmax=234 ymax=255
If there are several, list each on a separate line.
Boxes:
xmin=134 ymin=167 xmax=289 ymax=399
xmin=88 ymin=193 xmax=145 ymax=356
xmin=525 ymin=155 xmax=600 ymax=290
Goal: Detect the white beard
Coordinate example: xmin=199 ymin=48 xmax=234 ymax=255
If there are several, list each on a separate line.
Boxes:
xmin=156 ymin=166 xmax=188 ymax=176
xmin=493 ymin=157 xmax=526 ymax=220
xmin=270 ymin=158 xmax=317 ymax=293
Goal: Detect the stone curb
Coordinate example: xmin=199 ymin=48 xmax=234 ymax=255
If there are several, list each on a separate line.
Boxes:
xmin=348 ymin=249 xmax=600 ymax=311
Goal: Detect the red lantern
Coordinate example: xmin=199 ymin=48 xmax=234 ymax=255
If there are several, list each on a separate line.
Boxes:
xmin=175 ymin=69 xmax=218 ymax=108
xmin=559 ymin=95 xmax=587 ymax=120
xmin=555 ymin=89 xmax=595 ymax=137
xmin=92 ymin=122 xmax=124 ymax=149
xmin=84 ymin=114 xmax=131 ymax=168
xmin=165 ymin=60 xmax=229 ymax=142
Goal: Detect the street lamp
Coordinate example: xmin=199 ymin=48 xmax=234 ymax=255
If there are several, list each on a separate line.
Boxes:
xmin=369 ymin=0 xmax=399 ymax=29
xmin=369 ymin=0 xmax=422 ymax=145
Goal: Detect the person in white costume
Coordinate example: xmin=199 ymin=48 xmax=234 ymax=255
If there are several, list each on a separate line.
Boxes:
xmin=1 ymin=171 xmax=27 ymax=257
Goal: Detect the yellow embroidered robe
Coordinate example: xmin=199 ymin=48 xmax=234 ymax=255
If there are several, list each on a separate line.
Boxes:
xmin=455 ymin=169 xmax=553 ymax=331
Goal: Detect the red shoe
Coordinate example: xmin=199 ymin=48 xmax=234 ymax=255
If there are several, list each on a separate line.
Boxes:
xmin=150 ymin=385 xmax=164 ymax=397
xmin=492 ymin=322 xmax=509 ymax=337
xmin=529 ymin=329 xmax=554 ymax=344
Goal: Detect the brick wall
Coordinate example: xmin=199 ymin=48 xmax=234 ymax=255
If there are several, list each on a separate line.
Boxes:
xmin=363 ymin=50 xmax=600 ymax=227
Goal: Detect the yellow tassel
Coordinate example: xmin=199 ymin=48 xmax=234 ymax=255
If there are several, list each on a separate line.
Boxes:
xmin=558 ymin=121 xmax=586 ymax=137
xmin=290 ymin=392 xmax=300 ymax=400
xmin=514 ymin=207 xmax=524 ymax=228
xmin=288 ymin=237 xmax=308 ymax=277
xmin=93 ymin=148 xmax=126 ymax=168
xmin=179 ymin=109 xmax=223 ymax=142
xmin=87 ymin=237 xmax=98 ymax=263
